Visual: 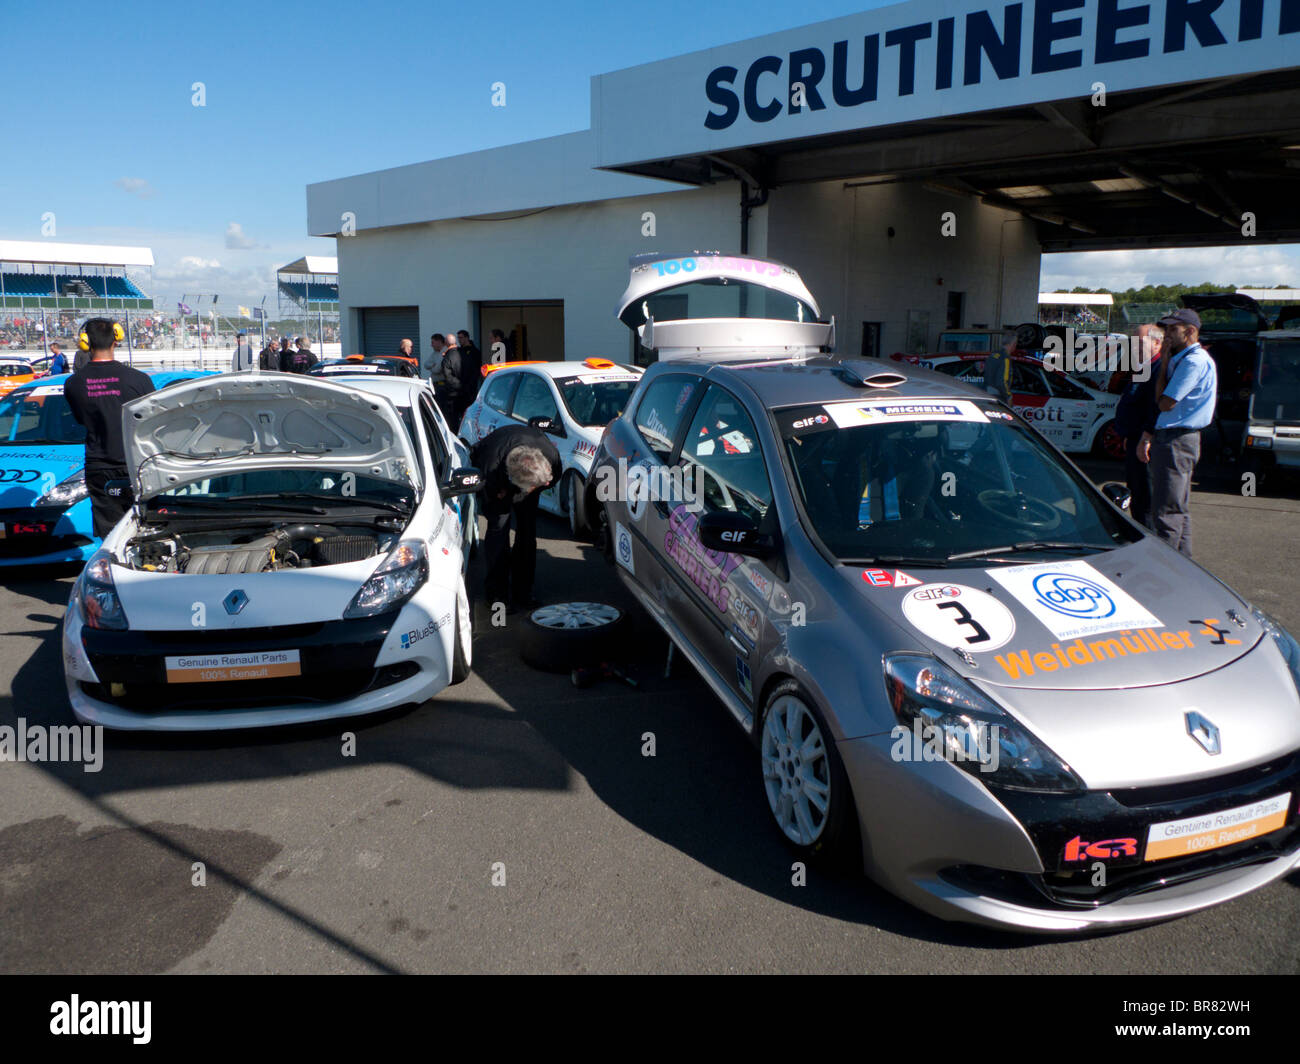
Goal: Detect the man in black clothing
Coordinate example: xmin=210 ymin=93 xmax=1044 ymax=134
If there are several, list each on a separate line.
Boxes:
xmin=437 ymin=334 xmax=467 ymax=430
xmin=64 ymin=318 xmax=155 ymax=538
xmin=1113 ymin=323 xmax=1163 ymax=526
xmin=287 ymin=337 xmax=319 ymax=374
xmin=470 ymin=422 xmax=562 ymax=610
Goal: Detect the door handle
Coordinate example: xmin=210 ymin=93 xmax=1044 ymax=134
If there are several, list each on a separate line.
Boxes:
xmin=727 ymin=633 xmax=750 ymax=658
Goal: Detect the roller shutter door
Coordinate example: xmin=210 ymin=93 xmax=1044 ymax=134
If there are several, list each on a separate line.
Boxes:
xmin=360 ymin=306 xmax=419 ymax=359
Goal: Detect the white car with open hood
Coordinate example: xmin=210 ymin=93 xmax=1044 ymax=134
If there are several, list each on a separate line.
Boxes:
xmin=62 ymin=373 xmax=482 ymax=730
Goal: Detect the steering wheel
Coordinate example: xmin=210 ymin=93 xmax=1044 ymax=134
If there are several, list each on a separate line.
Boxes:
xmin=976 ymin=489 xmax=1062 ymax=532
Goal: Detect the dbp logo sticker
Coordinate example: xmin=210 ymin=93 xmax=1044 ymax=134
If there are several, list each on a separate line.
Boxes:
xmin=1031 ymin=572 xmax=1115 ymax=620
xmin=615 ymin=522 xmax=634 ymax=576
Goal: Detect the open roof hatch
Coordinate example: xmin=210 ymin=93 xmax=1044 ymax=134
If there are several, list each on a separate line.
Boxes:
xmin=617 ymin=252 xmax=835 ymax=360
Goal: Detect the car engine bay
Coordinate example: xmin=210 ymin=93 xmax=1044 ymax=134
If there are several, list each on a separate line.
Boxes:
xmin=122 ymin=523 xmax=400 ymax=574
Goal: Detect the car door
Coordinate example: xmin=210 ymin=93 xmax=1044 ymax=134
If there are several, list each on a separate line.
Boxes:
xmin=669 ymin=383 xmax=776 ymax=697
xmin=1043 ymin=367 xmax=1101 ymax=451
xmin=1009 ymin=361 xmax=1063 ymax=445
xmin=616 ymin=373 xmax=706 ymax=622
xmin=467 ymin=371 xmax=519 ymax=443
xmin=507 ymin=372 xmax=565 ymax=511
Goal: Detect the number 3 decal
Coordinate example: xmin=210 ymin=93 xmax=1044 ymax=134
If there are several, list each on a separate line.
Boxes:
xmin=901 ymin=584 xmax=1016 ymax=652
xmin=937 ymin=600 xmax=990 ymax=644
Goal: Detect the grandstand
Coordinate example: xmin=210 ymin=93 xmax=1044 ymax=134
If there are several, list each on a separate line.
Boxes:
xmin=0 ymin=240 xmax=154 ymax=311
xmin=277 ymin=255 xmax=338 ymax=315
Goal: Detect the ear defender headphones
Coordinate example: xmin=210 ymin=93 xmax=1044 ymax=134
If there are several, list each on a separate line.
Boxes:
xmin=78 ymin=319 xmax=126 ymax=351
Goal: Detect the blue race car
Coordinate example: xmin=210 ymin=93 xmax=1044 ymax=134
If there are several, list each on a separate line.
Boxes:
xmin=0 ymin=370 xmax=214 ymax=568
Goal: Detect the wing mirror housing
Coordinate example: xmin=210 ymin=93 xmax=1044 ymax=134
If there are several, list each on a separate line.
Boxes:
xmin=1102 ymin=481 xmax=1132 ymax=512
xmin=441 ymin=467 xmax=483 ymax=498
xmin=698 ymin=511 xmax=774 ymax=558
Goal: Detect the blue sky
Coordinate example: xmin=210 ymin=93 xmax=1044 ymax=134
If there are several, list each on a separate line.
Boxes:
xmin=0 ymin=0 xmax=1294 ymax=306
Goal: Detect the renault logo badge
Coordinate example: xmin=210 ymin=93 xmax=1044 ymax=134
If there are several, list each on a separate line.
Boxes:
xmin=223 ymin=589 xmax=249 ymax=616
xmin=1184 ymin=710 xmax=1221 ymax=756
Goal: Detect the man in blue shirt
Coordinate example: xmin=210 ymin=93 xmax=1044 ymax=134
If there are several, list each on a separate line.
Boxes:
xmin=1138 ymin=308 xmax=1217 ymax=556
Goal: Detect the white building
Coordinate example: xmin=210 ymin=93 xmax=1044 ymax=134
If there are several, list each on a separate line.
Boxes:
xmin=307 ymin=0 xmax=1300 ymax=364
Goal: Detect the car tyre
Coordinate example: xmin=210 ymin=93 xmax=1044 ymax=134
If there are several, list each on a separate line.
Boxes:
xmin=564 ymin=470 xmax=589 ymax=540
xmin=759 ymin=680 xmax=859 ymax=867
xmin=1092 ymin=419 xmax=1126 ymax=460
xmin=518 ymin=601 xmax=625 ymax=672
xmin=450 ymin=581 xmax=473 ymax=685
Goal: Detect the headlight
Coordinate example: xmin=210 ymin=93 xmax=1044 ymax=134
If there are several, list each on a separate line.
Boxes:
xmin=883 ymin=654 xmax=1084 ymax=793
xmin=343 ymin=540 xmax=428 ymax=618
xmin=1249 ymin=605 xmax=1300 ymax=691
xmin=78 ymin=553 xmax=129 ymax=630
xmin=36 ymin=470 xmax=88 ymax=507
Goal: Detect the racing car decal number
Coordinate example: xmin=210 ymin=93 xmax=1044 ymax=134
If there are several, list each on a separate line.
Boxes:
xmin=901 ymin=584 xmax=1015 ymax=652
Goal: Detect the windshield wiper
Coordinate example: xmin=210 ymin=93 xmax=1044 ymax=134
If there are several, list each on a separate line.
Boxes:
xmin=840 ymin=555 xmax=950 ymax=568
xmin=947 ymin=541 xmax=1117 ymax=561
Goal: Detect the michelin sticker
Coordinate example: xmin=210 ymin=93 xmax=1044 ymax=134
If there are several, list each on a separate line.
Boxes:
xmin=901 ymin=584 xmax=1016 ymax=652
xmin=615 ymin=522 xmax=635 ymax=576
xmin=824 ymin=399 xmax=988 ymax=429
xmin=987 ymin=559 xmax=1162 ymax=640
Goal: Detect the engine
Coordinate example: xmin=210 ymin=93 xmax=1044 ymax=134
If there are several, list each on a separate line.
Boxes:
xmin=124 ymin=524 xmax=396 ymax=574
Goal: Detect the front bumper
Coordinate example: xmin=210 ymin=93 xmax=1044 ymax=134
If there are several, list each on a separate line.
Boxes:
xmin=0 ymin=502 xmax=95 ymax=568
xmin=840 ymin=734 xmax=1300 ymax=933
xmin=63 ymin=598 xmax=451 ymax=731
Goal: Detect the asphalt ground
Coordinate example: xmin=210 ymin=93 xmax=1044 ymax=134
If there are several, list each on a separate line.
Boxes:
xmin=1 ymin=456 xmax=1298 ymax=974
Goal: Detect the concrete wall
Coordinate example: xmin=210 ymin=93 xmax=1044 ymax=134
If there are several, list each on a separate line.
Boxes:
xmin=334 ymin=182 xmax=748 ymax=360
xmin=766 ymin=179 xmax=1040 ymax=357
xmin=333 ymin=176 xmax=1039 ymax=362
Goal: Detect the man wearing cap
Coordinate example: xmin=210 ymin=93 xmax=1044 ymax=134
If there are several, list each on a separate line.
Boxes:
xmin=231 ymin=330 xmax=256 ymax=372
xmin=1138 ymin=308 xmax=1217 ymax=556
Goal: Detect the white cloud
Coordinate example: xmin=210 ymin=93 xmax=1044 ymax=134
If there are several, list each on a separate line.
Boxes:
xmin=224 ymin=222 xmax=259 ymax=250
xmin=1042 ymin=245 xmax=1300 ymax=292
xmin=114 ymin=177 xmax=156 ymax=199
xmin=172 ymin=255 xmax=222 ymax=270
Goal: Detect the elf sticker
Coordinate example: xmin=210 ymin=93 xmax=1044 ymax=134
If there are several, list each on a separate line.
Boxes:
xmin=901 ymin=584 xmax=1016 ymax=652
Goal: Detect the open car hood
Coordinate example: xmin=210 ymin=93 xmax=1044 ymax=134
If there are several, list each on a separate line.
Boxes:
xmin=1181 ymin=292 xmax=1270 ymax=331
xmin=123 ymin=372 xmax=418 ymax=500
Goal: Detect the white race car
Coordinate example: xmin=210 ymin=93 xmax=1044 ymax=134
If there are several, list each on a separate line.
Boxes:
xmin=458 ymin=358 xmax=643 ymax=535
xmin=895 ymin=353 xmax=1124 ymax=458
xmin=62 ymin=372 xmax=481 ymax=730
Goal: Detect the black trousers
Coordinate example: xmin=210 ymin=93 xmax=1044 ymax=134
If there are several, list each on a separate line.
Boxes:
xmin=482 ymin=490 xmax=540 ymax=607
xmin=85 ymin=465 xmax=134 ymax=539
xmin=1123 ymin=438 xmax=1152 ymax=528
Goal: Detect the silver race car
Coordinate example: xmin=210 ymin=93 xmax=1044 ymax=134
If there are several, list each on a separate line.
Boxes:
xmin=587 ymin=254 xmax=1300 ymax=932
xmin=63 ymin=372 xmax=481 ymax=730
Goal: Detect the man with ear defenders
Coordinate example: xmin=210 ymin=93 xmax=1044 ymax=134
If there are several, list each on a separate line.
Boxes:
xmin=64 ymin=318 xmax=155 ymax=538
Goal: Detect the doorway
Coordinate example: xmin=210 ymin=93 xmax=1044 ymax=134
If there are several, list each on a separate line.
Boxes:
xmin=477 ymin=301 xmax=564 ymax=362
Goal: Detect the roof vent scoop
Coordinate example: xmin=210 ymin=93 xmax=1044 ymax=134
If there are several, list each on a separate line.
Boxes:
xmin=834 ymin=365 xmax=909 ymax=389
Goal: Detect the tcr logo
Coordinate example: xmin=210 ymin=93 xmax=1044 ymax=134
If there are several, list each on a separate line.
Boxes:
xmin=1063 ymin=836 xmax=1138 ymax=862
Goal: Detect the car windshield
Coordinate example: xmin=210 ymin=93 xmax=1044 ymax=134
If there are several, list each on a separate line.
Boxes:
xmin=558 ymin=378 xmax=640 ymax=427
xmin=1255 ymin=340 xmax=1300 ymax=422
xmin=151 ymin=468 xmax=413 ymax=509
xmin=619 ymin=279 xmax=818 ymax=329
xmin=0 ymin=387 xmax=85 ymax=444
xmin=779 ymin=400 xmax=1137 ymax=566
xmin=938 ymin=334 xmax=992 ymax=353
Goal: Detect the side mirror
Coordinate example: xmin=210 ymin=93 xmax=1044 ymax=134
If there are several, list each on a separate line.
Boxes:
xmin=698 ymin=510 xmax=772 ymax=558
xmin=528 ymin=415 xmax=566 ymax=438
xmin=1102 ymin=482 xmax=1132 ymax=512
xmin=441 ymin=467 xmax=483 ymax=498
